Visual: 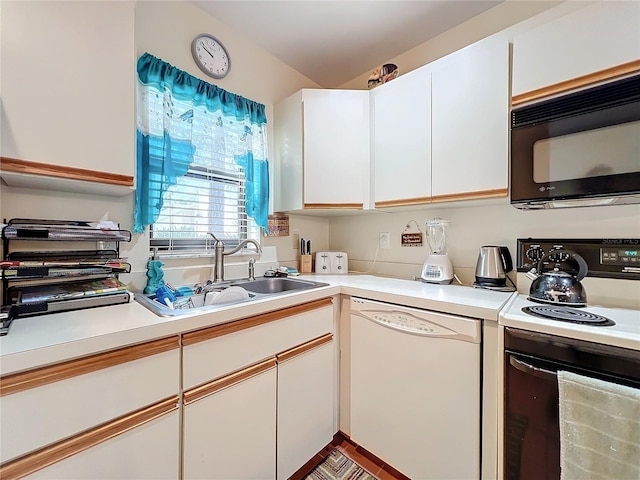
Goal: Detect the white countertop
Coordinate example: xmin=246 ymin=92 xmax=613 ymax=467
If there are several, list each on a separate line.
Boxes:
xmin=0 ymin=275 xmax=515 ymax=375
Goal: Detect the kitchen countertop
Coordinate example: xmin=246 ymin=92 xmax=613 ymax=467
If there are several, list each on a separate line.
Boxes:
xmin=0 ymin=275 xmax=515 ymax=375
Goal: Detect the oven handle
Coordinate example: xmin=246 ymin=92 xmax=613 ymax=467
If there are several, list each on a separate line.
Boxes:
xmin=510 ymin=356 xmax=557 ymax=381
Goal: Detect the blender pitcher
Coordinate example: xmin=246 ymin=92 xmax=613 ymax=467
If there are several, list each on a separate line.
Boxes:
xmin=421 ymin=218 xmax=454 ymax=284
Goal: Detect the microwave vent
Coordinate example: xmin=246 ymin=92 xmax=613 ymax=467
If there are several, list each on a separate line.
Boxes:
xmin=512 ymin=74 xmax=640 ymax=128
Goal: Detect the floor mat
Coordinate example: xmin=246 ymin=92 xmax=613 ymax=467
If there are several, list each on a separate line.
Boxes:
xmin=305 ymin=448 xmax=379 ymax=480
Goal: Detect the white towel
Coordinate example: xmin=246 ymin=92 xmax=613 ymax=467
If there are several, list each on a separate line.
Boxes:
xmin=558 ymin=370 xmax=640 ymax=480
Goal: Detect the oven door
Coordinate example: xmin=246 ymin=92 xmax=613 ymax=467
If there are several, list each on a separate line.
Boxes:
xmin=504 ymin=328 xmax=640 ymax=480
xmin=510 ymin=75 xmax=640 ymax=206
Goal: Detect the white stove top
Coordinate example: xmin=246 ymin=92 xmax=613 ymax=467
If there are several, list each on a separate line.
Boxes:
xmin=500 ymin=294 xmax=640 ymax=351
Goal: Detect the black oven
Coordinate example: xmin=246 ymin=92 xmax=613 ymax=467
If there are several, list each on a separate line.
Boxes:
xmin=510 ymin=74 xmax=640 ymax=209
xmin=504 ymin=328 xmax=640 ymax=480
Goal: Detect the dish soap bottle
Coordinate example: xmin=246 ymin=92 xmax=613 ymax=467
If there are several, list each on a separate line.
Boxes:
xmin=144 ymin=251 xmax=165 ymax=294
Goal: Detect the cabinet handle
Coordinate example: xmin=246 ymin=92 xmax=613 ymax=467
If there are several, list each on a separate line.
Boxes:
xmin=183 ymin=357 xmax=277 ymax=405
xmin=1 ymin=336 xmax=180 ymax=397
xmin=182 ymin=297 xmax=333 ymax=346
xmin=276 ymin=333 xmax=333 ymax=363
xmin=0 ymin=395 xmax=178 ymax=480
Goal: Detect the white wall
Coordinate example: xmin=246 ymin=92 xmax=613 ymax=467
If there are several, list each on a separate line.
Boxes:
xmin=330 ymin=200 xmax=640 ymax=281
xmin=329 ymin=0 xmax=640 ymax=298
xmin=0 ymin=0 xmax=327 ymax=290
xmin=338 ymin=0 xmax=576 ymax=90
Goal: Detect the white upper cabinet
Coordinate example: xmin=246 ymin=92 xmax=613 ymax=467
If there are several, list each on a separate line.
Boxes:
xmin=431 ymin=37 xmax=510 ymax=201
xmin=512 ymin=1 xmax=640 ymax=99
xmin=0 ymin=1 xmax=135 ymax=186
xmin=274 ymin=89 xmax=370 ymax=212
xmin=372 ymin=65 xmax=432 ymax=207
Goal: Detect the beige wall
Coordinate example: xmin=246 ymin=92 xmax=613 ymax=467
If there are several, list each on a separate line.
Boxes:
xmin=339 ymin=0 xmax=578 ymax=90
xmin=1 ymin=0 xmax=638 ymax=293
xmin=0 ymin=0 xmax=327 ymax=290
xmin=329 ymin=0 xmax=640 ymax=296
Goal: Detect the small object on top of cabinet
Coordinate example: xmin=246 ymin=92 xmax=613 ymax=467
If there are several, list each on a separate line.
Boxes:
xmin=1 ymin=219 xmax=132 ymax=334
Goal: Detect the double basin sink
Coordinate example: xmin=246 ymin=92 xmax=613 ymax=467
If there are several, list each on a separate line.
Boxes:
xmin=135 ymin=277 xmax=329 ymax=317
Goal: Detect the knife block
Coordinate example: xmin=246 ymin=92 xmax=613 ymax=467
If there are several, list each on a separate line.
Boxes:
xmin=299 ymin=255 xmax=312 ymax=273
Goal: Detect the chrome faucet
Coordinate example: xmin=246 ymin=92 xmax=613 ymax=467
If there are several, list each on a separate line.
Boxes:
xmin=208 ymin=233 xmax=262 ymax=282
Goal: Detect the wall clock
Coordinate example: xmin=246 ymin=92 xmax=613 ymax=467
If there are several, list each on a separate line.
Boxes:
xmin=191 ymin=33 xmax=231 ymax=79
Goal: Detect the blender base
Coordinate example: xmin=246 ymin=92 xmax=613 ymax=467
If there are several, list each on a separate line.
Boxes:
xmin=420 ymin=255 xmax=454 ymax=284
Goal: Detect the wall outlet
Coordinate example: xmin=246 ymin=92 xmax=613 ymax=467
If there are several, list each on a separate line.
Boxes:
xmin=379 ymin=232 xmax=390 ymax=250
xmin=292 ymin=232 xmax=300 ymax=249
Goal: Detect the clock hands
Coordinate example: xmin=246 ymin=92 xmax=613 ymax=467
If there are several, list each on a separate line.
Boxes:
xmin=200 ymin=43 xmax=216 ymax=60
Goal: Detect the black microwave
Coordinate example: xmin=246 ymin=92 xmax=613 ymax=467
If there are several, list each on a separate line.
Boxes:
xmin=510 ymin=74 xmax=640 ymax=209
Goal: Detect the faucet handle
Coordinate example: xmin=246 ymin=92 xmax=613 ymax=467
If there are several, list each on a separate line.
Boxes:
xmin=248 ymin=258 xmax=256 ymax=281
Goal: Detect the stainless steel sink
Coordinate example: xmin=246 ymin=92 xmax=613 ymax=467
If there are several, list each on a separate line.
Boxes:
xmin=230 ymin=277 xmax=328 ymax=294
xmin=134 ymin=277 xmax=329 ymax=317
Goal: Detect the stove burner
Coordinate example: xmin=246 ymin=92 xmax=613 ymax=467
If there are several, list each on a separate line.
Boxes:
xmin=522 ymin=305 xmax=615 ymax=326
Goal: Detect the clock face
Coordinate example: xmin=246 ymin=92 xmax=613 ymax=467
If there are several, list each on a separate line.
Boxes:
xmin=191 ymin=34 xmax=230 ymax=79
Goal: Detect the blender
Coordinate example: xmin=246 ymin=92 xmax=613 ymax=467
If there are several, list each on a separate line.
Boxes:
xmin=421 ymin=217 xmax=454 ymax=284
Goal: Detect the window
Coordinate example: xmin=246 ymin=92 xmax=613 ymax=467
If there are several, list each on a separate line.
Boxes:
xmin=134 ymin=53 xmax=269 ymax=257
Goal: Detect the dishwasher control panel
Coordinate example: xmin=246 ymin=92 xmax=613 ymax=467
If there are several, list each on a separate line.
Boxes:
xmin=370 ymin=312 xmax=444 ymax=335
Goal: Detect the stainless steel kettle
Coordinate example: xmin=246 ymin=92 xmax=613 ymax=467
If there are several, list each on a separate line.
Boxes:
xmin=474 ymin=246 xmax=513 ymax=288
xmin=526 ymin=249 xmax=589 ymax=306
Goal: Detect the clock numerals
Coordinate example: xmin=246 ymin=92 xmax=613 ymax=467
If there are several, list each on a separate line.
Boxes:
xmin=192 ymin=34 xmax=231 ymax=79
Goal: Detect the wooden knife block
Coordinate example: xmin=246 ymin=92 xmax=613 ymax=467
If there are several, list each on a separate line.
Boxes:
xmin=299 ymin=255 xmax=312 ymax=273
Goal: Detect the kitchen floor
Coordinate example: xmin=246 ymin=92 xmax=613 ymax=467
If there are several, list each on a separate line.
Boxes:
xmin=290 ymin=433 xmax=410 ymax=480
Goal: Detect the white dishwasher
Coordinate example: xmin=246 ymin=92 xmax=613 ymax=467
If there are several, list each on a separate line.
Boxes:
xmin=350 ymin=297 xmax=481 ymax=479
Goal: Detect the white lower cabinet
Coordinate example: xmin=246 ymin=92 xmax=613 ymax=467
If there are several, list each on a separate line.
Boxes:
xmin=0 ymin=337 xmax=181 ymax=479
xmin=183 ymin=361 xmax=277 ymax=480
xmin=277 ymin=336 xmax=335 ymax=480
xmin=181 ymin=298 xmax=337 ymax=479
xmin=25 ymin=409 xmax=179 ymax=480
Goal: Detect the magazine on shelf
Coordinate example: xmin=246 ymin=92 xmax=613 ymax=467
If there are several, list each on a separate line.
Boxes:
xmin=14 ymin=277 xmax=129 ymax=305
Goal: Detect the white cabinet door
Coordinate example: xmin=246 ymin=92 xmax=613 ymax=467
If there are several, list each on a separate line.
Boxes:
xmin=372 ymin=65 xmax=432 ymax=207
xmin=1 ymin=338 xmax=180 ymax=464
xmin=431 ymin=37 xmax=509 ymax=200
xmin=512 ymin=2 xmax=640 ymax=98
xmin=302 ymin=90 xmax=370 ymax=208
xmin=183 ymin=362 xmax=277 ymax=480
xmin=273 ymin=90 xmax=304 ymax=212
xmin=25 ymin=410 xmax=179 ymax=480
xmin=182 ymin=300 xmax=334 ymax=390
xmin=273 ymin=89 xmax=370 ymax=211
xmin=277 ymin=335 xmax=335 ymax=480
xmin=0 ymin=1 xmax=134 ymax=178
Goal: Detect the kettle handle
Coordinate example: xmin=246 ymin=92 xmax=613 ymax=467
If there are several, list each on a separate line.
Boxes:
xmin=536 ymin=249 xmax=588 ymax=281
xmin=499 ymin=246 xmax=513 ymax=273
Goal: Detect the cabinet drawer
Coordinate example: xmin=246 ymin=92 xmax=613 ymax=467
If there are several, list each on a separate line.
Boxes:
xmin=183 ymin=298 xmax=334 ymax=389
xmin=16 ymin=408 xmax=179 ymax=480
xmin=0 ymin=337 xmax=180 ymax=463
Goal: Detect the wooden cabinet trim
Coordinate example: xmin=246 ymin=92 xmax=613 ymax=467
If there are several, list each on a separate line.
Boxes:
xmin=431 ymin=188 xmax=508 ymax=203
xmin=512 ymin=60 xmax=640 ymax=107
xmin=0 ymin=395 xmax=179 ymax=480
xmin=375 ymin=197 xmax=431 ymax=208
xmin=182 ymin=297 xmax=334 ymax=346
xmin=0 ymin=336 xmax=180 ymax=397
xmin=183 ymin=358 xmax=277 ymax=405
xmin=303 ymin=203 xmax=363 ymax=209
xmin=0 ymin=157 xmax=134 ymax=187
xmin=276 ymin=333 xmax=333 ymax=364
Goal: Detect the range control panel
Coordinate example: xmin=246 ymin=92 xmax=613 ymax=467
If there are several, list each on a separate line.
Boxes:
xmin=517 ymin=238 xmax=640 ymax=280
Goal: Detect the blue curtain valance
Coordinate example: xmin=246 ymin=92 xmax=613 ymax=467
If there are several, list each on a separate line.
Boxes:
xmin=134 ymin=52 xmax=269 ymax=234
xmin=137 ymin=52 xmax=266 ymax=124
